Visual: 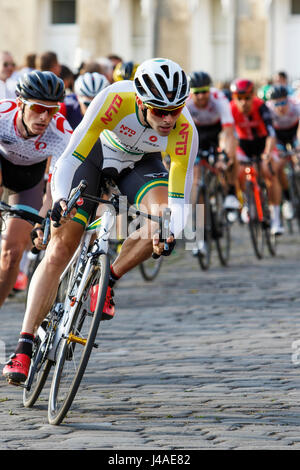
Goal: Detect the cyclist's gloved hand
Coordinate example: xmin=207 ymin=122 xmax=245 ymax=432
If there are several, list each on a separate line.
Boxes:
xmin=51 ymin=199 xmax=67 ymax=227
xmin=161 ymin=235 xmax=176 ymax=256
xmin=153 ymin=232 xmax=175 ymax=257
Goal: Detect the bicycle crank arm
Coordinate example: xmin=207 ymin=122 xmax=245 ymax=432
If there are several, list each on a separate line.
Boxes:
xmin=63 ymin=333 xmax=98 ymax=348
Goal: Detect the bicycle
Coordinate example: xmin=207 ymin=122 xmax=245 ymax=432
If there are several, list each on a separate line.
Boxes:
xmin=240 ymin=157 xmax=276 ymax=259
xmin=279 ymin=143 xmax=300 ymax=233
xmin=22 ymin=179 xmax=171 ymax=425
xmin=192 ymin=146 xmax=232 ymax=270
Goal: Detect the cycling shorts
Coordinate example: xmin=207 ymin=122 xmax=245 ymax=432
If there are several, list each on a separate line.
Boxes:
xmin=70 ymin=140 xmax=169 ymax=227
xmin=0 ymin=156 xmax=46 ymax=221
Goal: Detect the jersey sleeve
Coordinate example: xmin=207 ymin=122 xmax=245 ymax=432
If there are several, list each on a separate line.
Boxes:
xmin=213 ymin=90 xmax=234 ymax=127
xmin=51 ymin=84 xmax=128 ymax=201
xmin=166 ymin=107 xmax=198 ymax=237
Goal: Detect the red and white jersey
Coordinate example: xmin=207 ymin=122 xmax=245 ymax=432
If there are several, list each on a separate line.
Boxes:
xmin=185 ymin=88 xmax=234 ymax=127
xmin=0 ymin=99 xmax=72 ymax=173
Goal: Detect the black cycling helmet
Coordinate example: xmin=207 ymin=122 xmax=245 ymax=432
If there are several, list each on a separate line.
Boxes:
xmin=267 ymin=85 xmax=288 ymax=101
xmin=188 ymin=71 xmax=212 ymax=89
xmin=16 ymin=70 xmax=65 ymax=102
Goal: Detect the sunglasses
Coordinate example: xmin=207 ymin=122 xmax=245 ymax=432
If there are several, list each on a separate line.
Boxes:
xmin=274 ymin=100 xmax=288 ymax=107
xmin=3 ymin=62 xmax=15 ymax=67
xmin=234 ymin=94 xmax=252 ymax=101
xmin=145 ymin=103 xmax=184 ymax=118
xmin=191 ymin=86 xmax=210 ymax=95
xmin=21 ymin=99 xmax=60 ymax=117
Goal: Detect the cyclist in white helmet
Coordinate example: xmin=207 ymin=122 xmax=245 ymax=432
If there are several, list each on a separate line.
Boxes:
xmin=3 ymin=58 xmax=198 ymax=386
xmin=60 ymin=72 xmax=109 ymax=129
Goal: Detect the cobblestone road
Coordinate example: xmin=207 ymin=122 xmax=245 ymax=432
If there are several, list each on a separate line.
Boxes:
xmin=1 ymin=222 xmax=300 ymax=451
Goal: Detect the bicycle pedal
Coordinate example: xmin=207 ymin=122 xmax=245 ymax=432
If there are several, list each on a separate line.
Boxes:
xmin=6 ymin=379 xmax=27 ymax=388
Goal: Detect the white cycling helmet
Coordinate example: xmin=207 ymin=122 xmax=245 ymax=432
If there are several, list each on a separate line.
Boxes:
xmin=74 ymin=72 xmax=109 ymax=98
xmin=133 ymin=58 xmax=189 ymax=108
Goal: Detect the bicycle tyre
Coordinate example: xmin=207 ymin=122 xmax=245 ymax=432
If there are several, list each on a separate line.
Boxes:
xmin=246 ymin=181 xmax=264 ymax=259
xmin=139 ymin=255 xmax=163 ymax=281
xmin=23 ymin=270 xmax=71 ymax=408
xmin=48 ymin=253 xmax=110 ymax=425
xmin=23 ymin=339 xmax=52 ymax=408
xmin=260 ymin=184 xmax=276 ymax=257
xmin=193 ymin=183 xmax=212 ymax=270
xmin=213 ymin=184 xmax=231 ymax=266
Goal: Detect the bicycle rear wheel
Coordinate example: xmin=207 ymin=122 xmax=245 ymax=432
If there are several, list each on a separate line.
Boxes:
xmin=48 ymin=253 xmax=110 ymax=425
xmin=23 ymin=333 xmax=53 ymax=408
xmin=139 ymin=256 xmax=163 ymax=281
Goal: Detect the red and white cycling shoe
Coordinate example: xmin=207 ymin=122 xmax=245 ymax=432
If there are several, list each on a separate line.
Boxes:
xmin=89 ymin=285 xmax=115 ymax=320
xmin=3 ymin=353 xmax=31 ymax=384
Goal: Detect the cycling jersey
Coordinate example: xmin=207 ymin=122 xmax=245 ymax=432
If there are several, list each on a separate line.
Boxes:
xmin=186 ymin=88 xmax=233 ymax=150
xmin=230 ymin=96 xmax=275 ymax=160
xmin=59 ymin=93 xmax=83 ymax=130
xmin=0 ymin=99 xmax=72 ymax=174
xmin=230 ymin=96 xmax=275 ymax=140
xmin=267 ymin=98 xmax=300 ymax=146
xmin=51 ymin=80 xmax=198 ymax=236
xmin=186 ymin=88 xmax=234 ymax=128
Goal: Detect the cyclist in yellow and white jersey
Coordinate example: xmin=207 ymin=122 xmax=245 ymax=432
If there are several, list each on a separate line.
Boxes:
xmin=3 ymin=58 xmax=198 ymax=384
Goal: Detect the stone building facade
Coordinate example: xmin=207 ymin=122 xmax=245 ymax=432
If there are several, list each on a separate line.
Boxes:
xmin=0 ymin=0 xmax=299 ymax=82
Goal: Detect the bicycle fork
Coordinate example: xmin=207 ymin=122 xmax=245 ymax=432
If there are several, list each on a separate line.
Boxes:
xmin=47 ymin=209 xmax=114 ymax=362
xmin=245 ymin=167 xmax=264 ymax=222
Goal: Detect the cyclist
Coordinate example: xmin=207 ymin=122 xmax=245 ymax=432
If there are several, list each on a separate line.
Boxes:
xmin=59 ymin=72 xmax=110 ymax=129
xmin=229 ymin=78 xmax=283 ymax=235
xmin=186 ymin=71 xmax=239 ymax=212
xmin=112 ymin=61 xmax=139 ymax=82
xmin=3 ymin=57 xmax=198 ymax=384
xmin=266 ymin=85 xmax=300 ymax=219
xmin=0 ymin=70 xmax=72 ymax=308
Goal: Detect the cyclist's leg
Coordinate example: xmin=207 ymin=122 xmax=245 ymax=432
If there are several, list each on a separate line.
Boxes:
xmin=112 ymin=153 xmax=169 ymax=278
xmin=0 ymin=179 xmax=44 ymax=307
xmin=22 ymin=141 xmax=103 ymax=336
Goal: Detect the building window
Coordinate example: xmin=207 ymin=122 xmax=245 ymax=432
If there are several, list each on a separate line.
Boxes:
xmin=291 ymin=0 xmax=300 ymax=14
xmin=51 ymin=0 xmax=76 ymax=24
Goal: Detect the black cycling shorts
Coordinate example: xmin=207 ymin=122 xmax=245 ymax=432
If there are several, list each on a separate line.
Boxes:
xmin=70 ymin=140 xmax=169 ymax=227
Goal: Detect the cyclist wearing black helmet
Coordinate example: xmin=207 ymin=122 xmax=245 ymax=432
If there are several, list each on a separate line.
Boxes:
xmin=267 ymin=85 xmax=300 ymax=149
xmin=186 ymin=71 xmax=239 ymax=213
xmin=0 ymin=70 xmax=72 ymax=306
xmin=266 ymin=85 xmax=300 ymax=221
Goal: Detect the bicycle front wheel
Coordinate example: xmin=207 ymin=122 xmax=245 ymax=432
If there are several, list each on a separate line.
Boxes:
xmin=139 ymin=255 xmax=163 ymax=281
xmin=246 ymin=181 xmax=264 ymax=259
xmin=213 ymin=184 xmax=231 ymax=266
xmin=48 ymin=253 xmax=110 ymax=425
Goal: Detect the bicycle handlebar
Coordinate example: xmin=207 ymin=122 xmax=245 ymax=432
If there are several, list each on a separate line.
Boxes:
xmin=63 ymin=180 xmax=172 ymax=260
xmin=0 ymin=201 xmax=44 ymax=225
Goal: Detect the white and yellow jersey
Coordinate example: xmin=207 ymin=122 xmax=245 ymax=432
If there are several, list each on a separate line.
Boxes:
xmin=51 ymin=80 xmax=198 ymax=236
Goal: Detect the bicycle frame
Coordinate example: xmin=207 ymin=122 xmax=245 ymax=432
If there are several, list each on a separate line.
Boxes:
xmin=46 ymin=207 xmax=116 ymax=363
xmin=243 ymin=164 xmax=264 ymax=222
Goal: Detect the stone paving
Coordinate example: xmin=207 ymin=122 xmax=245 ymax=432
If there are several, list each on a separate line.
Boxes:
xmin=1 ymin=222 xmax=300 ymax=450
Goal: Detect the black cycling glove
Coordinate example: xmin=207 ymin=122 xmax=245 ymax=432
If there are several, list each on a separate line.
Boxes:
xmin=51 ymin=199 xmax=67 ymax=226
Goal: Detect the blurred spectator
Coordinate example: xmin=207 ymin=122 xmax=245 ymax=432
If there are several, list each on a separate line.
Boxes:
xmin=12 ymin=53 xmax=36 ymax=81
xmin=107 ymin=54 xmax=123 ymax=69
xmin=273 ymin=70 xmax=293 ymax=95
xmin=95 ymin=57 xmax=114 ymax=83
xmin=36 ymin=51 xmax=61 ymax=76
xmin=0 ymin=50 xmax=17 ymax=98
xmin=60 ymin=64 xmax=75 ymax=94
